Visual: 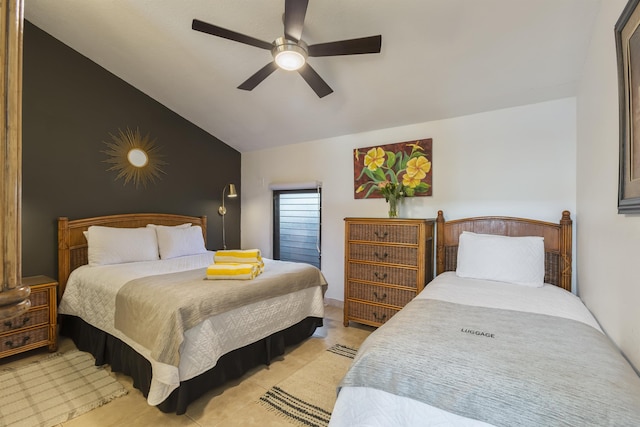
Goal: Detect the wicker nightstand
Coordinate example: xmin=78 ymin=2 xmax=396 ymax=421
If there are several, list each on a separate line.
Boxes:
xmin=343 ymin=218 xmax=434 ymax=327
xmin=0 ymin=275 xmax=58 ymax=358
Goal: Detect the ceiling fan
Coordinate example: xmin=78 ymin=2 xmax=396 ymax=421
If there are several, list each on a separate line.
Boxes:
xmin=192 ymin=0 xmax=382 ymax=98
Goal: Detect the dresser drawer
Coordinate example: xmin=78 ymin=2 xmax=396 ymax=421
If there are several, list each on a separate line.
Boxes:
xmin=348 ymin=223 xmax=421 ymax=245
xmin=349 ymin=243 xmax=419 ymax=266
xmin=0 ymin=307 xmax=49 ymax=333
xmin=1 ymin=325 xmax=49 ymax=353
xmin=347 ymin=263 xmax=418 ymax=288
xmin=29 ymin=288 xmax=49 ymax=308
xmin=346 ymin=301 xmax=400 ymax=326
xmin=346 ymin=281 xmax=416 ymax=307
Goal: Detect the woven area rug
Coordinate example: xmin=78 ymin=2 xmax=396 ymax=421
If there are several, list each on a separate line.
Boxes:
xmin=0 ymin=350 xmax=128 ymax=427
xmin=258 ymin=344 xmax=357 ymax=427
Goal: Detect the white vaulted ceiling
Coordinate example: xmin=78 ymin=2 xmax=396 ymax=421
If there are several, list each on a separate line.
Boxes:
xmin=25 ymin=0 xmax=601 ymax=152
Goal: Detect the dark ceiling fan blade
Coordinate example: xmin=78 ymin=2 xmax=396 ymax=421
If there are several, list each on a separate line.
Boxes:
xmin=298 ymin=63 xmax=333 ymax=98
xmin=308 ymin=35 xmax=382 ymax=57
xmin=284 ymin=0 xmax=309 ymax=41
xmin=192 ymin=19 xmax=273 ymax=50
xmin=237 ymin=62 xmax=279 ymax=91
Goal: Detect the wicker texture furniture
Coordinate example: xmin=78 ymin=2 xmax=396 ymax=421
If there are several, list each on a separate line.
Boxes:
xmin=57 ymin=213 xmax=207 ymax=299
xmin=344 ymin=218 xmax=435 ymax=327
xmin=0 ymin=275 xmax=57 ymax=358
xmin=435 ymin=210 xmax=572 ymax=291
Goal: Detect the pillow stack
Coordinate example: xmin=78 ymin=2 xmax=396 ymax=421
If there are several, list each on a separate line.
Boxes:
xmin=84 ymin=223 xmax=207 ymax=266
xmin=206 ymin=249 xmax=264 ymax=280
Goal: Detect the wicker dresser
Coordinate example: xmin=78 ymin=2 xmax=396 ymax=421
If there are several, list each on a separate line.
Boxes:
xmin=344 ymin=218 xmax=434 ymax=327
xmin=0 ymin=275 xmax=57 ymax=358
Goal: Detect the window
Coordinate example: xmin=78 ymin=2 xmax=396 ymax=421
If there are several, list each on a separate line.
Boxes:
xmin=273 ymin=189 xmax=321 ymax=268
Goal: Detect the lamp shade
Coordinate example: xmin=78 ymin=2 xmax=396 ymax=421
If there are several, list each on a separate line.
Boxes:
xmin=228 ymin=184 xmax=237 ymax=198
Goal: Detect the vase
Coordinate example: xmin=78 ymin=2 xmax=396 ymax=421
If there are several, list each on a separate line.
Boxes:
xmin=387 ymin=195 xmax=399 ymax=218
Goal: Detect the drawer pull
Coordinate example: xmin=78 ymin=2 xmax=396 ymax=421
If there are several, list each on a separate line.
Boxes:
xmin=5 ymin=336 xmax=30 ymax=349
xmin=3 ymin=316 xmax=31 ymax=329
xmin=373 ymin=252 xmax=388 ymax=260
xmin=373 ymin=291 xmax=387 ymax=301
xmin=373 ymin=231 xmax=388 ymax=239
xmin=372 ymin=312 xmax=387 ymax=322
xmin=373 ymin=272 xmax=388 ymax=280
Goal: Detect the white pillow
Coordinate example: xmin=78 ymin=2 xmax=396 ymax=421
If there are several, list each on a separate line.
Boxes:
xmin=86 ymin=226 xmax=159 ymax=266
xmin=154 ymin=225 xmax=208 ymax=259
xmin=456 ymin=231 xmax=545 ymax=287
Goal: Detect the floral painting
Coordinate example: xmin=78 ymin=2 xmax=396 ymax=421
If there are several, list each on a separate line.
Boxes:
xmin=353 ymin=138 xmax=432 ymax=199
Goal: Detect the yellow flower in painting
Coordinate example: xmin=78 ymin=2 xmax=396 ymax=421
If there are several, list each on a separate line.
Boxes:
xmin=364 ymin=147 xmax=385 ymax=171
xmin=354 ymin=149 xmax=361 ymax=161
xmin=405 ymin=156 xmax=431 ymax=180
xmin=356 ymin=184 xmax=365 ymax=193
xmin=407 ymin=142 xmax=424 ymax=151
xmin=402 ymin=173 xmax=421 ymax=188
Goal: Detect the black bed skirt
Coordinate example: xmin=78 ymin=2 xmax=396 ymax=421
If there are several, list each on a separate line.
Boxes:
xmin=60 ymin=315 xmax=323 ymax=414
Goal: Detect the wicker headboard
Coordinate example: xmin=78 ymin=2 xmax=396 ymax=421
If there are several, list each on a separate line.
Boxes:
xmin=57 ymin=213 xmax=207 ymax=299
xmin=435 ymin=210 xmax=572 ymax=291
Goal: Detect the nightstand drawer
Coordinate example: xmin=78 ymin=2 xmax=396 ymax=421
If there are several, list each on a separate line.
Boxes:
xmin=29 ymin=289 xmax=49 ymax=308
xmin=1 ymin=325 xmax=49 ymax=353
xmin=346 ymin=281 xmax=416 ymax=307
xmin=0 ymin=307 xmax=49 ymax=333
xmin=0 ymin=276 xmax=58 ymax=359
xmin=348 ymin=223 xmax=421 ymax=245
xmin=347 ymin=262 xmax=418 ymax=288
xmin=348 ymin=243 xmax=418 ymax=266
xmin=346 ymin=301 xmax=400 ymax=326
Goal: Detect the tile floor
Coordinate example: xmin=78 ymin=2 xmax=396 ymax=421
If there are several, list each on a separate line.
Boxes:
xmin=1 ymin=305 xmax=373 ymax=427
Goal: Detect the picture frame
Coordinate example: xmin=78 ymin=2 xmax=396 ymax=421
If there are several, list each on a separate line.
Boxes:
xmin=353 ymin=138 xmax=432 ymax=199
xmin=616 ymin=0 xmax=640 ymax=213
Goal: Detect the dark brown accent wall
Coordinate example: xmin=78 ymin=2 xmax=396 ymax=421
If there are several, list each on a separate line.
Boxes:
xmin=22 ymin=21 xmax=241 ymax=278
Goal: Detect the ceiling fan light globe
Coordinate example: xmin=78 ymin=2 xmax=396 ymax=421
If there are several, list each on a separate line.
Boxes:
xmin=272 ymin=37 xmax=308 ymax=71
xmin=275 ymin=51 xmax=305 ymax=70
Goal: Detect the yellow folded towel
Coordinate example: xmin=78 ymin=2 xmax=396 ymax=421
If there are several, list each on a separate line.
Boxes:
xmin=206 ymin=263 xmax=258 ymax=280
xmin=214 ymin=249 xmax=264 ymax=273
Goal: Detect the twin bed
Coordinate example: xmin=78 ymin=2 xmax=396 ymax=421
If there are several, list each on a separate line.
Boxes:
xmin=57 ymin=213 xmax=327 ymax=414
xmin=330 ymin=210 xmax=640 ymax=426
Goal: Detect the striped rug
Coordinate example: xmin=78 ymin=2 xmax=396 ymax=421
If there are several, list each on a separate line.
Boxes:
xmin=258 ymin=344 xmax=358 ymax=427
xmin=0 ymin=350 xmax=127 ymax=427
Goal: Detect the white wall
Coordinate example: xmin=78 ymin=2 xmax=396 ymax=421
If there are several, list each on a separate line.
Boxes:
xmin=242 ymin=98 xmax=576 ymax=303
xmin=577 ymin=0 xmax=640 ymax=371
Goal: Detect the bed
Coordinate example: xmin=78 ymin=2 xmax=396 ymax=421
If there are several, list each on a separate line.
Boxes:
xmin=329 ymin=210 xmax=640 ymax=426
xmin=57 ymin=213 xmax=327 ymax=414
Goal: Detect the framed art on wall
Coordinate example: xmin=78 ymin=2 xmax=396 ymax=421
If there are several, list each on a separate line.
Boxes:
xmin=616 ymin=0 xmax=640 ymax=213
xmin=353 ymin=138 xmax=432 ymax=200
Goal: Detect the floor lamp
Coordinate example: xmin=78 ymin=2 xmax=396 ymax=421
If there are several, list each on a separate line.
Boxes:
xmin=218 ymin=183 xmax=237 ymax=250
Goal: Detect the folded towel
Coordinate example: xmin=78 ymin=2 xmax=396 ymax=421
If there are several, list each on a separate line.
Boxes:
xmin=206 ymin=263 xmax=259 ymax=280
xmin=214 ymin=249 xmax=264 ymax=273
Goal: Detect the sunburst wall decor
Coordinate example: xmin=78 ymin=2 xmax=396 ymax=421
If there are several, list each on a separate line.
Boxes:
xmin=102 ymin=127 xmax=167 ymax=188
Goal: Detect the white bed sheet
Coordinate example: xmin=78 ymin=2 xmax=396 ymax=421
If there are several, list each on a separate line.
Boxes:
xmin=59 ymin=252 xmax=325 ymax=406
xmin=329 ymin=272 xmax=602 ymax=427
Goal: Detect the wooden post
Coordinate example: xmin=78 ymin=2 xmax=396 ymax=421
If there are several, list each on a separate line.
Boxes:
xmin=0 ymin=0 xmax=30 ymax=320
xmin=560 ymin=210 xmax=573 ymax=292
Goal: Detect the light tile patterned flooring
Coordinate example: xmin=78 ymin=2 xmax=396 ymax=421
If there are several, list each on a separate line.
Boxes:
xmin=0 ymin=305 xmax=373 ymax=426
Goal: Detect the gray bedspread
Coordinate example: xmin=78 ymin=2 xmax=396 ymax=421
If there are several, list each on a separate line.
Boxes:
xmin=114 ymin=260 xmax=327 ymax=367
xmin=339 ymin=299 xmax=640 ymax=426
